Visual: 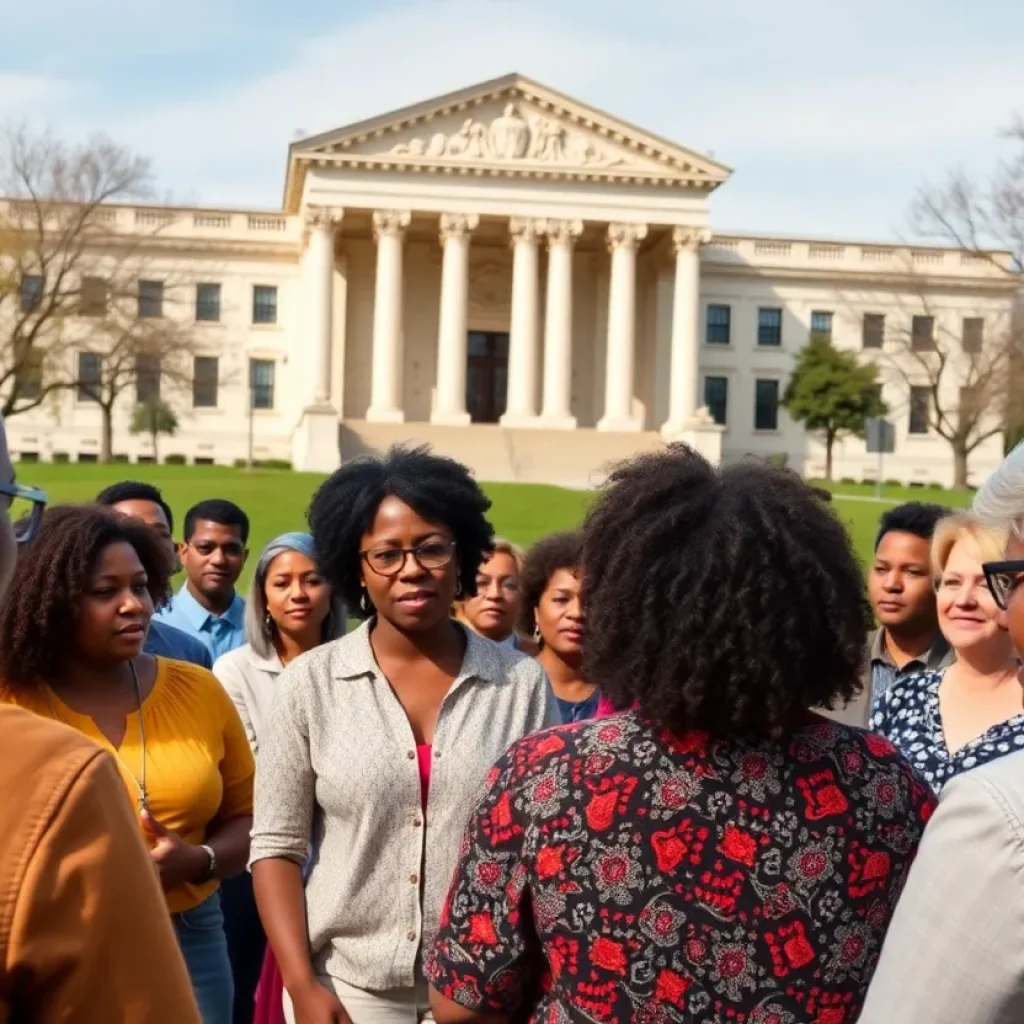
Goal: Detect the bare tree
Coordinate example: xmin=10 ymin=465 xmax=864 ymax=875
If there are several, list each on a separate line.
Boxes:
xmin=74 ymin=272 xmax=205 ymax=462
xmin=879 ymin=282 xmax=1016 ymax=488
xmin=912 ymin=119 xmax=1024 ymax=452
xmin=913 ymin=118 xmax=1024 ymax=274
xmin=0 ymin=125 xmax=154 ymax=417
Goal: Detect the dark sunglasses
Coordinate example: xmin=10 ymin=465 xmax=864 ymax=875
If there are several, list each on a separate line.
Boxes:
xmin=0 ymin=480 xmax=48 ymax=545
xmin=982 ymin=560 xmax=1024 ymax=610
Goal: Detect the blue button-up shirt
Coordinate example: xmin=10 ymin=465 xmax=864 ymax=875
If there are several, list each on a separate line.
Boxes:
xmin=144 ymin=619 xmax=213 ymax=669
xmin=155 ymin=585 xmax=247 ymax=662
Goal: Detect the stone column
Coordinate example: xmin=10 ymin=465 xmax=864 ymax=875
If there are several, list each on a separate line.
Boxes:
xmin=304 ymin=206 xmax=343 ymax=407
xmin=539 ymin=219 xmax=582 ymax=429
xmin=662 ymin=226 xmax=710 ymax=436
xmin=431 ymin=213 xmax=478 ymax=425
xmin=598 ymin=222 xmax=647 ymax=432
xmin=501 ymin=217 xmax=543 ymax=427
xmin=291 ymin=205 xmax=343 ymax=474
xmin=367 ymin=209 xmax=411 ymax=423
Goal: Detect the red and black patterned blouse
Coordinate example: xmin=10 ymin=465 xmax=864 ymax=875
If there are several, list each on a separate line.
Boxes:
xmin=426 ymin=711 xmax=936 ymax=1024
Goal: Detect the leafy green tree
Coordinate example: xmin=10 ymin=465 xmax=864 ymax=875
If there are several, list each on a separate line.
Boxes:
xmin=130 ymin=398 xmax=178 ymax=464
xmin=783 ymin=336 xmax=887 ymax=480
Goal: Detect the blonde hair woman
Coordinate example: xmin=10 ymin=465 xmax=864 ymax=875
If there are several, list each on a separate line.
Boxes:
xmin=454 ymin=538 xmax=536 ymax=652
xmin=872 ymin=513 xmax=1024 ymax=792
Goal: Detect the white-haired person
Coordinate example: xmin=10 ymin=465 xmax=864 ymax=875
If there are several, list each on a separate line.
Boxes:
xmin=213 ymin=531 xmax=345 ymax=1024
xmin=454 ymin=537 xmax=537 ymax=653
xmin=861 ymin=444 xmax=1024 ymax=1023
xmin=871 ymin=512 xmax=1023 ymax=793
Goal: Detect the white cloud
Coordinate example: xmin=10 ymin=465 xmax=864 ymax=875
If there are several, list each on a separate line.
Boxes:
xmin=5 ymin=0 xmax=1023 ymax=235
xmin=0 ymin=73 xmax=75 ymax=118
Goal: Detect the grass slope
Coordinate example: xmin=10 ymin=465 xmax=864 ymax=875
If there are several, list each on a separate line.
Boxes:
xmin=17 ymin=463 xmax=975 ymax=589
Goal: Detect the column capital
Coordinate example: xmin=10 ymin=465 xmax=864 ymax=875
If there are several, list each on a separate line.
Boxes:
xmin=671 ymin=226 xmax=711 ymax=254
xmin=607 ymin=222 xmax=648 ymax=252
xmin=542 ymin=219 xmax=584 ymax=246
xmin=509 ymin=217 xmax=544 ymax=244
xmin=304 ymin=205 xmax=344 ymax=231
xmin=373 ymin=209 xmax=412 ymax=241
xmin=439 ymin=212 xmax=479 ymax=242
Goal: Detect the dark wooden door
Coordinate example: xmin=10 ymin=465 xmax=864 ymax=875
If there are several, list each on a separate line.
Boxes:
xmin=466 ymin=331 xmax=509 ymax=423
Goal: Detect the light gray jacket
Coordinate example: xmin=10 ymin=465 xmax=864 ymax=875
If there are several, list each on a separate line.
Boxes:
xmin=859 ymin=750 xmax=1024 ymax=1023
xmin=249 ymin=621 xmax=559 ymax=991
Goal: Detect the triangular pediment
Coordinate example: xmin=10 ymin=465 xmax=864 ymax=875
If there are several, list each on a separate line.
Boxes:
xmin=284 ymin=74 xmax=731 ymax=211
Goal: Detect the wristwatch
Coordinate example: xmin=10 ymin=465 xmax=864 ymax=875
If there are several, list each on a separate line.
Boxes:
xmin=197 ymin=844 xmax=217 ymax=883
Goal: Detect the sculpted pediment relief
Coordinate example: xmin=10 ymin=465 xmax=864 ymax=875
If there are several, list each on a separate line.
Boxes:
xmin=386 ymin=102 xmax=629 ymax=170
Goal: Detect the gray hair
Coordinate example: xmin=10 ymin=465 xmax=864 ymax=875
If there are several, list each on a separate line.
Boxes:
xmin=245 ymin=535 xmax=346 ymax=658
xmin=972 ymin=440 xmax=1024 ymax=540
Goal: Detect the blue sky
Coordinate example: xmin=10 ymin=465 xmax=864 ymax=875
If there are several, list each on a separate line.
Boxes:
xmin=1 ymin=0 xmax=1022 ymax=240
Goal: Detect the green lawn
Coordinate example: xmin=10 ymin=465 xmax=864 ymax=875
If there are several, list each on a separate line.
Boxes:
xmin=17 ymin=463 xmax=975 ymax=588
xmin=19 ymin=464 xmax=593 ymax=589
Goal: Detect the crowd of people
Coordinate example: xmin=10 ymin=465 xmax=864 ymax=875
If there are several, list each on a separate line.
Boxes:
xmin=2 ymin=404 xmax=1024 ymax=1023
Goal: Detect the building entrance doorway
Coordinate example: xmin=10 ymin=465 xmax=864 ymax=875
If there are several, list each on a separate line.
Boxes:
xmin=466 ymin=331 xmax=508 ymax=423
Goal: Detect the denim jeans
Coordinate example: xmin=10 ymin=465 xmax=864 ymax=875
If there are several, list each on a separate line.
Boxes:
xmin=172 ymin=892 xmax=235 ymax=1024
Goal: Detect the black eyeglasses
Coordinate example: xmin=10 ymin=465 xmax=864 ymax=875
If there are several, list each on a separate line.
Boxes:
xmin=0 ymin=480 xmax=48 ymax=545
xmin=982 ymin=560 xmax=1024 ymax=610
xmin=360 ymin=539 xmax=455 ymax=578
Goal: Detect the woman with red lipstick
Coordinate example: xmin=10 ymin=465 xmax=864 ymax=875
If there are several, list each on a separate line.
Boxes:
xmin=0 ymin=505 xmax=255 ymax=1024
xmin=520 ymin=531 xmax=597 ymax=722
xmin=872 ymin=513 xmax=1024 ymax=792
xmin=250 ymin=445 xmax=557 ymax=1024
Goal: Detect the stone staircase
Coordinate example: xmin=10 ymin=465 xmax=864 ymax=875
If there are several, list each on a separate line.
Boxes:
xmin=339 ymin=421 xmax=667 ymax=488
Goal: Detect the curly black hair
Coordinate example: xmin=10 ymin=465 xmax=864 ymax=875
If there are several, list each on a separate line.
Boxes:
xmin=519 ymin=530 xmax=583 ymax=637
xmin=0 ymin=505 xmax=172 ymax=689
xmin=874 ymin=501 xmax=950 ymax=550
xmin=307 ymin=444 xmax=494 ymax=617
xmin=582 ymin=445 xmax=869 ymax=740
xmin=95 ymin=480 xmax=175 ymax=534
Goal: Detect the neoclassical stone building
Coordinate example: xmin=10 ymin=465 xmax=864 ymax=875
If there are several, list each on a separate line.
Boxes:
xmin=6 ymin=74 xmax=1019 ymax=486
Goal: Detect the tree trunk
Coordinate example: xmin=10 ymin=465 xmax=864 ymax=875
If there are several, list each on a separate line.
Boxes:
xmin=151 ymin=425 xmax=159 ymax=463
xmin=953 ymin=444 xmax=969 ymax=490
xmin=100 ymin=405 xmax=114 ymax=463
xmin=824 ymin=430 xmax=835 ymax=481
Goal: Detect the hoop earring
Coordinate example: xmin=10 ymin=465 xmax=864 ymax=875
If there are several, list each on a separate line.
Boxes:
xmin=359 ymin=587 xmax=374 ymax=618
xmin=454 ymin=571 xmax=464 ymax=600
xmin=264 ymin=612 xmax=274 ymax=637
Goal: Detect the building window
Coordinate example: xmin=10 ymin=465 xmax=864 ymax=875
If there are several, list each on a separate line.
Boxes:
xmin=19 ymin=275 xmax=43 ymax=313
xmin=249 ymin=358 xmax=275 ymax=410
xmin=77 ymin=352 xmax=101 ymax=402
xmin=909 ymin=386 xmax=930 ymax=434
xmin=706 ymin=304 xmax=731 ymax=345
xmin=862 ymin=312 xmax=885 ymax=349
xmin=911 ymin=315 xmax=935 ymax=351
xmin=754 ymin=379 xmax=780 ymax=431
xmin=962 ymin=317 xmax=984 ymax=354
xmin=252 ymin=285 xmax=278 ymax=325
xmin=138 ymin=280 xmax=164 ymax=319
xmin=16 ymin=349 xmax=43 ymax=401
xmin=704 ymin=376 xmax=728 ymax=425
xmin=135 ymin=354 xmax=161 ymax=403
xmin=757 ymin=307 xmax=783 ymax=347
xmin=196 ymin=283 xmax=221 ymax=322
xmin=810 ymin=310 xmax=833 ymax=341
xmin=79 ymin=276 xmax=107 ymax=317
xmin=193 ymin=356 xmax=219 ymax=408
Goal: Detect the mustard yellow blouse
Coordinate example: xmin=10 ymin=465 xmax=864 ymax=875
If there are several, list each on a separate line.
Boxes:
xmin=1 ymin=657 xmax=254 ymax=914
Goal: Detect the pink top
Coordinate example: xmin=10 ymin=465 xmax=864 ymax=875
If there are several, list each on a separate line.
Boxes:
xmin=417 ymin=744 xmax=432 ymax=808
xmin=596 ymin=696 xmax=618 ymax=718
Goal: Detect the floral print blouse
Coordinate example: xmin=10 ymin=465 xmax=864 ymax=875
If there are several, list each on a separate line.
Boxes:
xmin=427 ymin=711 xmax=935 ymax=1024
xmin=871 ymin=669 xmax=1024 ymax=793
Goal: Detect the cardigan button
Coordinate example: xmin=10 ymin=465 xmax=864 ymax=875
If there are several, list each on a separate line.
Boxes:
xmin=407 ymin=750 xmax=416 ymax=759
xmin=410 ymin=873 xmax=419 ymax=885
xmin=407 ymin=930 xmax=417 ymax=941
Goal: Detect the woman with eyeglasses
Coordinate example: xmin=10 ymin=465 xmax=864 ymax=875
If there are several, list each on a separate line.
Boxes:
xmin=871 ymin=513 xmax=1024 ymax=793
xmin=454 ymin=538 xmax=536 ymax=652
xmin=0 ymin=505 xmax=255 ymax=1024
xmin=250 ymin=444 xmax=558 ymax=1024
